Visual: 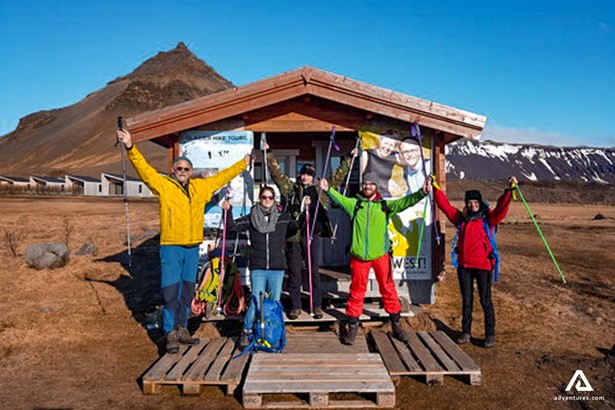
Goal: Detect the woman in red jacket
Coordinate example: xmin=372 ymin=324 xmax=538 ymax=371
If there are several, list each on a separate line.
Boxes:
xmin=433 ymin=177 xmax=517 ymax=348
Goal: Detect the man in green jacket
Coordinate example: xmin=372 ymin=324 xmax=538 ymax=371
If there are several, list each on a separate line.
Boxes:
xmin=320 ymin=172 xmax=430 ymax=345
xmin=117 ymin=129 xmax=249 ymax=353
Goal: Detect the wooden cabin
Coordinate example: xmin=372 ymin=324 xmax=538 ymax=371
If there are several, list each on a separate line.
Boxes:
xmin=126 ymin=66 xmax=486 ymax=305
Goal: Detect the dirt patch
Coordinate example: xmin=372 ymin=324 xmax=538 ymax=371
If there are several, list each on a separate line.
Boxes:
xmin=0 ymin=197 xmax=613 ymax=409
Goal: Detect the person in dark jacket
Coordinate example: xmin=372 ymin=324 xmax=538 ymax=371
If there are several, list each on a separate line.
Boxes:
xmin=221 ymin=186 xmax=297 ymax=348
xmin=433 ymin=176 xmax=517 ymax=348
xmin=265 ymin=143 xmax=337 ymax=320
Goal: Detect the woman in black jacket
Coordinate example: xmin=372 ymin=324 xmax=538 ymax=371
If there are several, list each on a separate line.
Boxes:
xmin=222 ymin=186 xmax=296 ymax=347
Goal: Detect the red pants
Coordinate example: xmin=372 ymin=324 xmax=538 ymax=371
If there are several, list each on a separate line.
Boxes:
xmin=346 ymin=254 xmax=401 ymax=318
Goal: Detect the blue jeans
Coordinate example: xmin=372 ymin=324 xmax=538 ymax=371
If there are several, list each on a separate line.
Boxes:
xmin=160 ymin=245 xmax=199 ymax=333
xmin=243 ymin=269 xmax=284 ymax=331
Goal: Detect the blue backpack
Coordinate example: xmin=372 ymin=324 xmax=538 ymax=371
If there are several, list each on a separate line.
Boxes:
xmin=451 ymin=218 xmax=501 ymax=281
xmin=246 ymin=292 xmax=286 ymax=353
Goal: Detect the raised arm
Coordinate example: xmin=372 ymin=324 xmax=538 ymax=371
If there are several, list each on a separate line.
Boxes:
xmin=118 ymin=129 xmax=165 ymax=197
xmin=265 ymin=146 xmax=293 ymax=197
xmin=433 ymin=187 xmax=463 ymax=226
xmin=320 ymin=178 xmax=356 ymax=216
xmin=488 ymin=177 xmax=517 ymax=227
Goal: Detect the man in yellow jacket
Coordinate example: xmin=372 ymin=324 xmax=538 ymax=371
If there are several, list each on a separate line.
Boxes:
xmin=117 ymin=129 xmax=249 ymax=354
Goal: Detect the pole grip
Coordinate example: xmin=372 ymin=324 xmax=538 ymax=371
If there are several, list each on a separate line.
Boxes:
xmin=117 ymin=116 xmax=123 ymax=130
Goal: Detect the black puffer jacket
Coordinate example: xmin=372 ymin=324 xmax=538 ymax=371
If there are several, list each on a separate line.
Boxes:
xmin=226 ymin=207 xmax=297 ymax=270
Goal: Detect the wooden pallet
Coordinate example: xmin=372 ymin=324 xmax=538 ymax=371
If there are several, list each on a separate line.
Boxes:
xmin=284 ymin=331 xmax=369 ymax=354
xmin=243 ymin=353 xmax=395 ymax=408
xmin=371 ymin=330 xmax=482 ymax=386
xmin=142 ymin=336 xmax=249 ymax=395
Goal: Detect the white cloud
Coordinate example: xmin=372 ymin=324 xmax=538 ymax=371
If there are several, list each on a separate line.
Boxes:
xmin=482 ymin=123 xmax=590 ymax=147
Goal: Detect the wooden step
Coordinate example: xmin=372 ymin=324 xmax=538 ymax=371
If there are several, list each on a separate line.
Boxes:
xmin=243 ymin=353 xmax=395 ymax=408
xmin=141 ymin=336 xmax=249 ymax=395
xmin=371 ymin=330 xmax=482 ymax=385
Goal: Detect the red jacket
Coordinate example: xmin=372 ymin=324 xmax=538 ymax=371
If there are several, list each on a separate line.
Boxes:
xmin=434 ymin=188 xmax=512 ymax=271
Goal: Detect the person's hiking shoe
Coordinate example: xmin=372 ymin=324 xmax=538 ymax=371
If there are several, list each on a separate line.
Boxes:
xmin=456 ymin=333 xmax=471 ymax=345
xmin=165 ymin=330 xmax=179 ymax=354
xmin=313 ymin=307 xmax=324 ymax=320
xmin=484 ymin=336 xmax=496 ymax=348
xmin=390 ymin=313 xmax=410 ymax=342
xmin=341 ymin=322 xmax=359 ymax=345
xmin=391 ymin=320 xmax=410 ymax=342
xmin=237 ymin=330 xmax=251 ymax=349
xmin=177 ymin=327 xmax=200 ymax=345
xmin=287 ymin=309 xmax=301 ymax=320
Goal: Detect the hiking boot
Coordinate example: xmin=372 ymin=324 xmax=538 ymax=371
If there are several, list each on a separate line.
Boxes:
xmin=341 ymin=322 xmax=359 ymax=345
xmin=313 ymin=307 xmax=324 ymax=320
xmin=456 ymin=333 xmax=471 ymax=345
xmin=390 ymin=313 xmax=410 ymax=342
xmin=287 ymin=309 xmax=301 ymax=320
xmin=165 ymin=330 xmax=179 ymax=354
xmin=484 ymin=335 xmax=496 ymax=348
xmin=176 ymin=327 xmax=200 ymax=345
xmin=238 ymin=330 xmax=251 ymax=349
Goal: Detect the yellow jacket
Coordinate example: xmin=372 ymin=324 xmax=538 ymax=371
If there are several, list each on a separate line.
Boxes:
xmin=127 ymin=145 xmax=246 ymax=246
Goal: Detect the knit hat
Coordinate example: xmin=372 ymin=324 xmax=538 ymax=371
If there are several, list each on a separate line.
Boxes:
xmin=362 ymin=172 xmax=380 ymax=187
xmin=173 ymin=155 xmax=193 ymax=168
xmin=464 ymin=190 xmax=483 ymax=203
xmin=299 ymin=163 xmax=316 ymax=176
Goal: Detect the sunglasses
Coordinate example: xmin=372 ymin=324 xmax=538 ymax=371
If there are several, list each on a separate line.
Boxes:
xmin=175 ymin=167 xmax=191 ymax=172
xmin=260 ymin=195 xmax=275 ymax=200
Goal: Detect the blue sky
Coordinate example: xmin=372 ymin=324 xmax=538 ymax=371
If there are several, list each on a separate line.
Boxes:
xmin=1 ymin=0 xmax=613 ymax=147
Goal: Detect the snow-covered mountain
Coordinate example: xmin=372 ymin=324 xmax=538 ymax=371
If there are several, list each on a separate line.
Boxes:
xmin=445 ymin=139 xmax=615 ymax=184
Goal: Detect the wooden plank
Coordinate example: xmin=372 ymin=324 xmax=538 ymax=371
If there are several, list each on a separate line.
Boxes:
xmin=243 ymin=392 xmax=262 ymax=409
xmin=203 ymin=338 xmax=235 ymax=381
xmin=371 ymin=331 xmax=407 ymax=375
xmin=244 ymin=380 xmax=394 ymax=393
xmin=430 ymin=331 xmax=480 ymax=371
xmin=405 ymin=333 xmax=442 ymax=373
xmin=182 ymin=337 xmax=226 ymax=381
xmin=251 ymin=399 xmax=384 ymax=409
xmin=390 ymin=336 xmax=421 ymax=372
xmin=142 ymin=344 xmax=189 ymax=381
xmin=220 ymin=347 xmax=250 ymax=383
xmin=164 ymin=339 xmax=208 ymax=381
xmin=418 ymin=331 xmax=461 ymax=372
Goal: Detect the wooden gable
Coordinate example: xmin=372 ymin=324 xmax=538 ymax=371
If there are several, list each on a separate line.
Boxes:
xmin=126 ymin=66 xmax=486 ymax=147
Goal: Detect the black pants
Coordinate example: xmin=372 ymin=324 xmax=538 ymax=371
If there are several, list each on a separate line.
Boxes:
xmin=457 ymin=267 xmax=495 ymax=337
xmin=287 ymin=235 xmax=322 ymax=310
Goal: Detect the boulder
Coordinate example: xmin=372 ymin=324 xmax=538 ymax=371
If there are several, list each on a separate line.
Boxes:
xmin=25 ymin=243 xmax=70 ymax=270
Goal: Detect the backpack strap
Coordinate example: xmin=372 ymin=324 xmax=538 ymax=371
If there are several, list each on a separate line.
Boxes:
xmin=482 ymin=219 xmax=501 ymax=281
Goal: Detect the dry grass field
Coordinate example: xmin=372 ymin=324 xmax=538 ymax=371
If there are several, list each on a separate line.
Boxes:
xmin=0 ymin=195 xmax=613 ymax=409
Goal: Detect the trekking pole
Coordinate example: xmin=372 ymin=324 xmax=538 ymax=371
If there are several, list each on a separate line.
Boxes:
xmin=411 ymin=121 xmax=440 ymax=245
xmin=311 ymin=126 xmax=339 ymax=239
xmin=515 ymin=184 xmax=566 ymax=284
xmin=260 ymin=133 xmax=268 ymax=184
xmin=331 ymin=138 xmax=360 ymax=241
xmin=302 ymin=196 xmax=314 ymax=316
xmin=414 ymin=193 xmax=430 ymax=267
xmin=117 ymin=116 xmax=132 ymax=269
xmin=216 ymin=189 xmax=231 ymax=314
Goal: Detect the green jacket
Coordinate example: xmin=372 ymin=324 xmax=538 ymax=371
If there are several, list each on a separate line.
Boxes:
xmin=326 ymin=187 xmax=426 ymax=261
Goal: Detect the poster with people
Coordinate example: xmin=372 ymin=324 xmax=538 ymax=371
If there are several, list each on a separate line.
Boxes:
xmin=179 ymin=130 xmax=254 ymax=228
xmin=359 ymin=128 xmax=432 ymax=280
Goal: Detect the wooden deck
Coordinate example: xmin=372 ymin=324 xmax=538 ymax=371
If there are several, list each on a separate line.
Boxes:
xmin=243 ymin=353 xmax=395 ymax=408
xmin=141 ymin=336 xmax=249 ymax=395
xmin=371 ymin=330 xmax=482 ymax=385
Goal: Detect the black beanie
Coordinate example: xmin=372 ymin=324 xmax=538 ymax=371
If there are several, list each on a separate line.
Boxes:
xmin=299 ymin=164 xmax=316 ymax=176
xmin=464 ymin=190 xmax=483 ymax=203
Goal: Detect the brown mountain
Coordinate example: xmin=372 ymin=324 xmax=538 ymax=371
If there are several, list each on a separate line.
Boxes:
xmin=0 ymin=42 xmax=233 ymax=178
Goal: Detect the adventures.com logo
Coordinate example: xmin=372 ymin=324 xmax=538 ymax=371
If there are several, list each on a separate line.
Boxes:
xmin=554 ymin=370 xmax=605 ymax=402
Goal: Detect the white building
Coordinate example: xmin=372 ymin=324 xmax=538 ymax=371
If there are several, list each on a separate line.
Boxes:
xmin=101 ymin=173 xmax=154 ymax=198
xmin=65 ymin=175 xmax=102 ymax=196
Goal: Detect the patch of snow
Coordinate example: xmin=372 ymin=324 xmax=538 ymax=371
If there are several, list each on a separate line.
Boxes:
xmin=521 ymin=171 xmax=537 ymax=181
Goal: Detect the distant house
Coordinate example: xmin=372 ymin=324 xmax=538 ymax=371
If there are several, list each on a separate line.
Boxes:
xmin=0 ymin=176 xmax=30 ymax=188
xmin=65 ymin=175 xmax=102 ymax=196
xmin=30 ymin=176 xmax=65 ymax=193
xmin=101 ymin=173 xmax=153 ymax=197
